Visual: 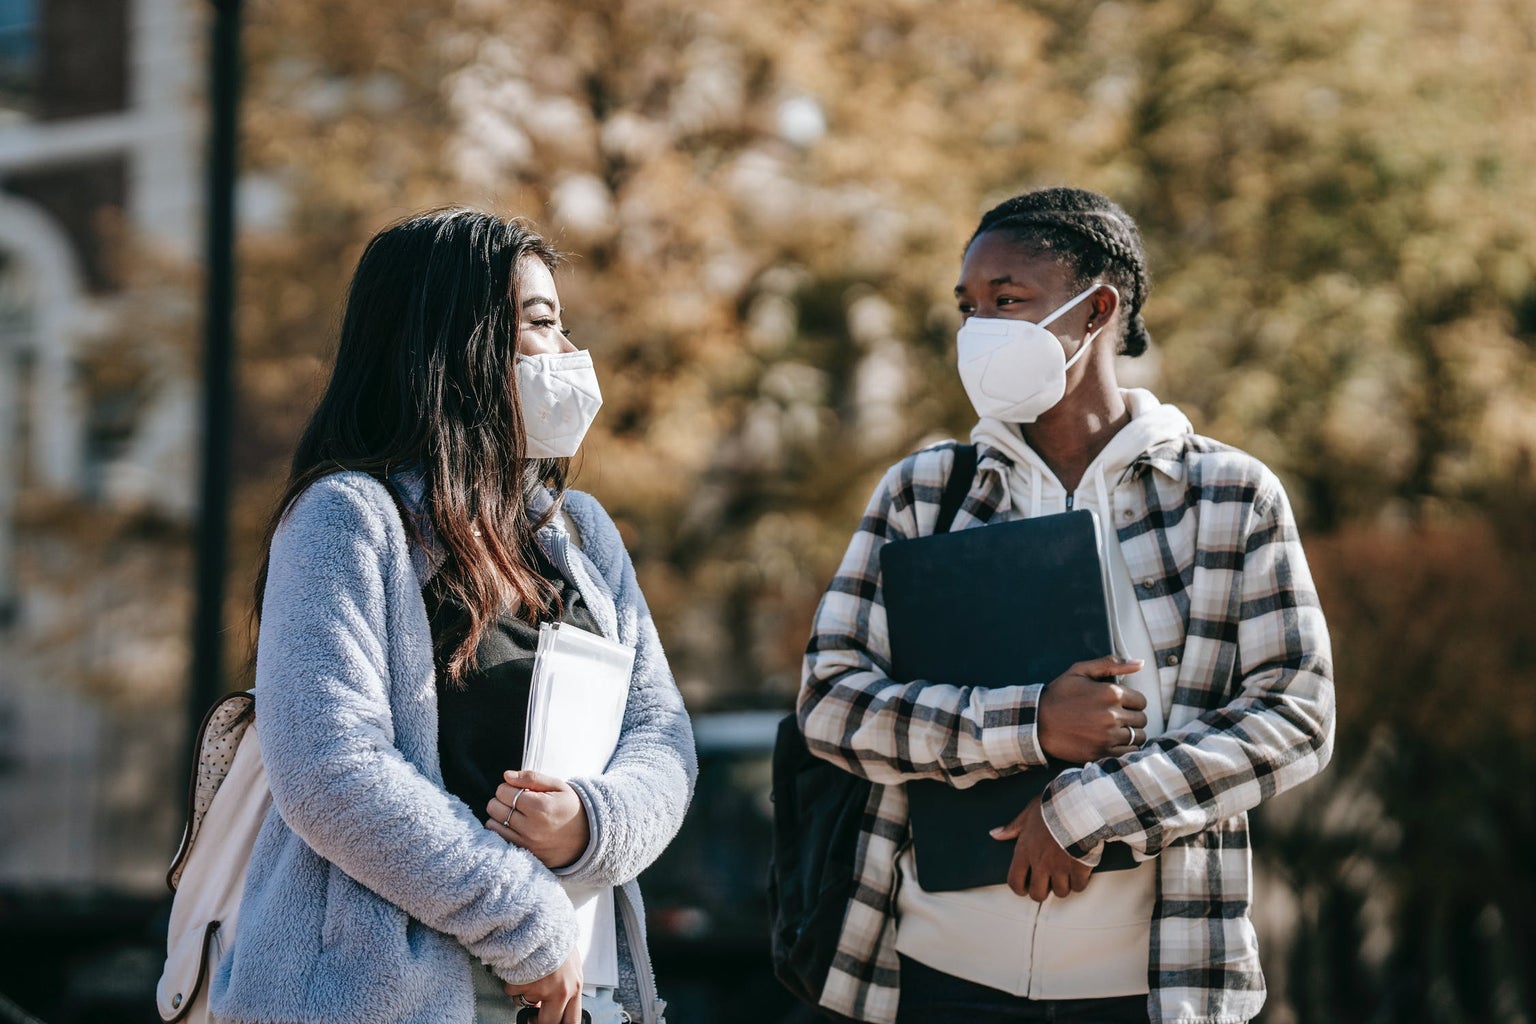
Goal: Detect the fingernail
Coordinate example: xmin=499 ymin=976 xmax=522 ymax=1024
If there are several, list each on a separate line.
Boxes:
xmin=989 ymin=827 xmax=1005 ymax=838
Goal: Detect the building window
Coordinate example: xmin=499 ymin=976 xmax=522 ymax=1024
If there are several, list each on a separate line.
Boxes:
xmin=0 ymin=0 xmax=35 ymax=120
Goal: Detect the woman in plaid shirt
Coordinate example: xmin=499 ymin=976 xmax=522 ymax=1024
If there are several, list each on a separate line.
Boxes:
xmin=799 ymin=187 xmax=1335 ymax=1024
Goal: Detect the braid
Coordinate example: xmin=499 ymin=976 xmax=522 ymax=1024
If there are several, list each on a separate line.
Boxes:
xmin=968 ymin=188 xmax=1153 ymax=357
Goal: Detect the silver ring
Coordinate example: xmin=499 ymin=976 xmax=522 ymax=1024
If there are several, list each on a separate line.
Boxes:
xmin=513 ymin=994 xmax=533 ymax=1008
xmin=500 ymin=788 xmax=526 ymax=827
xmin=1125 ymin=724 xmax=1136 ymax=746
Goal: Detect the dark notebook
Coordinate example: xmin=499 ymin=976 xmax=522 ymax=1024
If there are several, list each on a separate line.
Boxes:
xmin=879 ymin=509 xmax=1136 ymax=892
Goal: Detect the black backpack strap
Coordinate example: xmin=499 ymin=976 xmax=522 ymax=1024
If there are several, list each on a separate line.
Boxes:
xmin=933 ymin=443 xmax=977 ymax=535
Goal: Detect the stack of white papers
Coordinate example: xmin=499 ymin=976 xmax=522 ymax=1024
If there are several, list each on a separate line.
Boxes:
xmin=523 ymin=622 xmax=635 ymax=989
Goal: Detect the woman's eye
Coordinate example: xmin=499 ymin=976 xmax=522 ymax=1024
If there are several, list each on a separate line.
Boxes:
xmin=531 ymin=318 xmax=559 ymax=330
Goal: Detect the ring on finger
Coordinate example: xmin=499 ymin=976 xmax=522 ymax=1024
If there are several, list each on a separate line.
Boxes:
xmin=500 ymin=788 xmax=525 ymax=828
xmin=513 ymin=994 xmax=532 ymax=1008
xmin=1124 ymin=724 xmax=1136 ymax=746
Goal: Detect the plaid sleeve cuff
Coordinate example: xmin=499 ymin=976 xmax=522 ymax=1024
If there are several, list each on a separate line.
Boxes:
xmin=978 ymin=683 xmax=1050 ymax=770
xmin=1040 ymin=767 xmax=1124 ymax=862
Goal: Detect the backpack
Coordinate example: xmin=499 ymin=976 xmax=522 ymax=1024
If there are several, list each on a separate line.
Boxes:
xmin=156 ymin=690 xmax=270 ymax=1023
xmin=767 ymin=443 xmax=976 ymax=1013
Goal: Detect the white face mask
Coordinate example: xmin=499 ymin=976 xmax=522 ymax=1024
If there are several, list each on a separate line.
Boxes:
xmin=515 ymin=350 xmax=603 ymax=458
xmin=955 ymin=283 xmax=1112 ymax=423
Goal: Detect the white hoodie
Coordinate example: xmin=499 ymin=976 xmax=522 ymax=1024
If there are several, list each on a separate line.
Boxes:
xmin=893 ymin=388 xmax=1195 ymax=1000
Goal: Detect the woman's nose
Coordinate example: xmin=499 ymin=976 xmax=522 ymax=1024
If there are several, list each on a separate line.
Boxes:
xmin=520 ymin=332 xmax=576 ymax=357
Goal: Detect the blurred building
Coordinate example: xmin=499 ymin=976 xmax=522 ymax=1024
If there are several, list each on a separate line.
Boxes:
xmin=0 ymin=0 xmax=199 ymax=895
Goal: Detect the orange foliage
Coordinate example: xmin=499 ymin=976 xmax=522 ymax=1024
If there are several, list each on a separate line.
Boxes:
xmin=1309 ymin=512 xmax=1536 ymax=754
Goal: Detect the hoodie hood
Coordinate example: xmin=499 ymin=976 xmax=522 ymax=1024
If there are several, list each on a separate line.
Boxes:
xmin=971 ymin=388 xmax=1193 ymax=518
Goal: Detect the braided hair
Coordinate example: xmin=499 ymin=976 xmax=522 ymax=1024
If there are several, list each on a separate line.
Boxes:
xmin=968 ymin=187 xmax=1153 ymax=357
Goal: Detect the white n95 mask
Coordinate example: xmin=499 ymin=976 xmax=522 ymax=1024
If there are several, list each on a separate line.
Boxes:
xmin=515 ymin=350 xmax=603 ymax=458
xmin=955 ymin=283 xmax=1113 ymax=423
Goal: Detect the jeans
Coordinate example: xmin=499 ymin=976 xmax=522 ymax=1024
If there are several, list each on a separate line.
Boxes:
xmin=472 ymin=964 xmax=628 ymax=1024
xmin=895 ymin=955 xmax=1150 ymax=1024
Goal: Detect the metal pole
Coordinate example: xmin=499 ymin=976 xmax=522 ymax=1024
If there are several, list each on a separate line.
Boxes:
xmin=189 ymin=0 xmax=242 ymax=750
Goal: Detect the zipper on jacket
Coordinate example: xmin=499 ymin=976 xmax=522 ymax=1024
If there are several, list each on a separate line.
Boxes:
xmin=546 ymin=526 xmax=621 ymax=642
xmin=547 ymin=529 xmax=575 ymax=584
xmin=615 ymin=885 xmax=662 ymax=1024
xmin=1065 ymin=493 xmax=1074 ymax=510
xmin=1023 ymin=896 xmax=1046 ymax=998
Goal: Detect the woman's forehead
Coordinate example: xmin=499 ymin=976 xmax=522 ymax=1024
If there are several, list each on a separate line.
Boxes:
xmin=957 ymin=231 xmax=1073 ymax=291
xmin=514 ymin=255 xmax=560 ymax=305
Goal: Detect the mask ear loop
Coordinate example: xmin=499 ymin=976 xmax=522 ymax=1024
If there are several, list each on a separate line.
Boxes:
xmin=1059 ymin=285 xmax=1120 ymax=372
xmin=1036 ymin=282 xmax=1105 ymax=330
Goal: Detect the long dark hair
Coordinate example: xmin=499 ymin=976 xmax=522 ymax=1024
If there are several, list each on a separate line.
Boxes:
xmin=253 ymin=208 xmax=568 ymax=684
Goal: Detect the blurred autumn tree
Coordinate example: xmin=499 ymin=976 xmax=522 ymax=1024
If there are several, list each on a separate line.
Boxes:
xmin=232 ymin=0 xmax=1101 ymax=703
xmin=225 ymin=0 xmax=1536 ymax=1019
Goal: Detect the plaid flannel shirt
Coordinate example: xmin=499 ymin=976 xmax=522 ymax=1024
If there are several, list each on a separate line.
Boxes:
xmin=798 ymin=436 xmax=1335 ymax=1024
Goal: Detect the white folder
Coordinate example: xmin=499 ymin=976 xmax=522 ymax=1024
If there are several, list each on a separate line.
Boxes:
xmin=523 ymin=622 xmax=635 ymax=989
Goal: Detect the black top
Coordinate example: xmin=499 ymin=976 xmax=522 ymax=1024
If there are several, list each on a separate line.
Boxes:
xmin=430 ymin=543 xmax=602 ymax=819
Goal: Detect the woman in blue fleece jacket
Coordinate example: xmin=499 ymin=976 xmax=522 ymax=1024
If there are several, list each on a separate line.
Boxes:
xmin=209 ymin=210 xmax=696 ymax=1024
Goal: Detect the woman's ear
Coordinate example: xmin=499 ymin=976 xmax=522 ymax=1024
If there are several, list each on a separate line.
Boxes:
xmin=1088 ymin=285 xmax=1120 ymax=329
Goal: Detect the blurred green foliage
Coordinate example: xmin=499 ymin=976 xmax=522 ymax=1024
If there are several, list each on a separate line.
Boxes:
xmin=222 ymin=0 xmax=1535 ymax=1018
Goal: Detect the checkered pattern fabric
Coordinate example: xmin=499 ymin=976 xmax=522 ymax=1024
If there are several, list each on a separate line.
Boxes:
xmin=798 ymin=437 xmax=1335 ymax=1024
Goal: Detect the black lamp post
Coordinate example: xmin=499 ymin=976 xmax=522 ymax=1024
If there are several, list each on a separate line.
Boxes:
xmin=188 ymin=0 xmax=242 ymax=750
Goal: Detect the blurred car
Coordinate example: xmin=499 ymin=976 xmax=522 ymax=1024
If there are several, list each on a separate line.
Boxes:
xmin=0 ymin=887 xmax=167 ymax=1024
xmin=641 ymin=708 xmax=818 ymax=1024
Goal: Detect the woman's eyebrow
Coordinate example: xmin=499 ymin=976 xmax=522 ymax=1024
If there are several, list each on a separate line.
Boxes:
xmin=954 ymin=274 xmax=1017 ymax=296
xmin=521 ymin=294 xmax=558 ymax=310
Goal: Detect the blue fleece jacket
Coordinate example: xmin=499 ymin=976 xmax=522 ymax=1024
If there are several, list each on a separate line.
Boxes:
xmin=209 ymin=472 xmax=696 ymax=1024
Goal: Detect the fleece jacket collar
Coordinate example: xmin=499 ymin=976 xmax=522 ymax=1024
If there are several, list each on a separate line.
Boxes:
xmin=386 ymin=467 xmax=618 ymax=638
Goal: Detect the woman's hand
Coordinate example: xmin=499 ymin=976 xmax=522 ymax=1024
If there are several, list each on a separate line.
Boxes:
xmin=990 ymin=796 xmax=1093 ymax=901
xmin=486 ymin=769 xmax=591 ymax=870
xmin=1037 ymin=656 xmax=1148 ymax=763
xmin=504 ymin=947 xmax=583 ymax=1024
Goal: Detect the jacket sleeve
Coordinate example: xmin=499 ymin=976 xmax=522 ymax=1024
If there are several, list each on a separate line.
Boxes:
xmin=255 ymin=474 xmax=577 ymax=985
xmin=1039 ymin=472 xmax=1336 ymax=861
xmin=553 ymin=494 xmax=698 ymax=889
xmin=798 ymin=446 xmax=1053 ymax=786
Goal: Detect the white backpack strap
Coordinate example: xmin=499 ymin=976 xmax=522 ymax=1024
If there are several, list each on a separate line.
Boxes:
xmin=159 ymin=690 xmax=270 ymax=1022
xmin=168 ymin=691 xmax=256 ymax=891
